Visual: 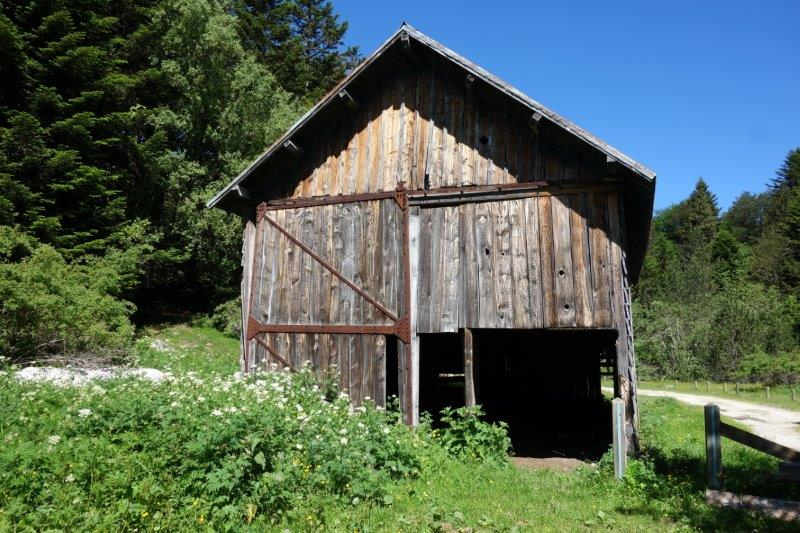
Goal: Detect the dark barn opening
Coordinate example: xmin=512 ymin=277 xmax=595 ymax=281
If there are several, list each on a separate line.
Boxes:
xmin=418 ymin=333 xmax=465 ymax=420
xmin=474 ymin=329 xmax=616 ymax=459
xmin=417 ymin=329 xmax=617 ymax=459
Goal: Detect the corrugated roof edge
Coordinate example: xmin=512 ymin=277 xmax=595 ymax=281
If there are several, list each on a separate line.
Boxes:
xmin=207 ymin=23 xmax=655 ymax=209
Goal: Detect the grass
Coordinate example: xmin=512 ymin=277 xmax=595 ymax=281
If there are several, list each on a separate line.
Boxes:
xmin=1 ymin=324 xmax=798 ymax=532
xmin=635 ymin=378 xmax=800 ymax=412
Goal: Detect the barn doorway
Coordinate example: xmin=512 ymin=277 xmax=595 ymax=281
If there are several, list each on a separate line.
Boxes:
xmin=473 ymin=329 xmax=616 ymax=459
xmin=418 ymin=333 xmax=467 ymax=423
xmin=416 ymin=329 xmax=615 ymax=458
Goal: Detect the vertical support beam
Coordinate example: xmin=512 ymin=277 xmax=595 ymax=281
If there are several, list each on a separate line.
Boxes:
xmin=705 ymin=404 xmax=722 ymax=489
xmin=241 ymin=219 xmax=258 ymax=373
xmin=402 ymin=204 xmax=420 ymax=425
xmin=462 ymin=328 xmax=476 ymax=407
xmin=612 ymin=397 xmax=626 ymax=479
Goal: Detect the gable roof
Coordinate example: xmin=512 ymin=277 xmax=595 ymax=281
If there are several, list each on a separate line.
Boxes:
xmin=208 ymin=23 xmax=655 ymax=210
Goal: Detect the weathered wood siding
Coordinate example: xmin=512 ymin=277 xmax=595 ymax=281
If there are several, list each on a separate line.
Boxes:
xmin=247 ymin=198 xmax=404 ymax=405
xmin=416 ymin=191 xmax=623 ymax=333
xmin=281 ymin=66 xmax=606 ymax=200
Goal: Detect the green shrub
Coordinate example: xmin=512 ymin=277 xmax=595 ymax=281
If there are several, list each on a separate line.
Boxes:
xmin=209 ymin=297 xmax=242 ymax=339
xmin=435 ymin=406 xmax=511 ymax=462
xmin=735 ymin=350 xmax=800 ymax=385
xmin=0 ymin=238 xmax=134 ymax=362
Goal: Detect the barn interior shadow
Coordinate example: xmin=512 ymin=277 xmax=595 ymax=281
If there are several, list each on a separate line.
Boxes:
xmin=419 ymin=329 xmax=616 ymax=460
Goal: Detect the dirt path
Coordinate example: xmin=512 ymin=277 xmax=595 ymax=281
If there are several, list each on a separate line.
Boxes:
xmin=622 ymin=387 xmax=800 ymax=451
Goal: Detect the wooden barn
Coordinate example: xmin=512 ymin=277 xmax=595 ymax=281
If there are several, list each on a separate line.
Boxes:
xmin=208 ymin=24 xmax=655 ymax=455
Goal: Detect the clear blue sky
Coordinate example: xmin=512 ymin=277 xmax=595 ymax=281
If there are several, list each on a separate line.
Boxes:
xmin=334 ymin=0 xmax=799 ymax=211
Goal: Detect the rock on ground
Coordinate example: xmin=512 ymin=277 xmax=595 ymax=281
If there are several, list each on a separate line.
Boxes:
xmin=15 ymin=366 xmax=170 ymax=386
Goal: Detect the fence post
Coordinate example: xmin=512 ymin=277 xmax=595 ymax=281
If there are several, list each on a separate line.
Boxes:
xmin=793 ymin=388 xmax=796 ymax=402
xmin=612 ymin=398 xmax=626 ymax=480
xmin=724 ymin=383 xmax=728 ymax=393
xmin=706 ymin=381 xmax=710 ymax=392
xmin=736 ymin=383 xmax=739 ymax=394
xmin=705 ymin=404 xmax=722 ymax=489
xmin=766 ymin=386 xmax=771 ymax=400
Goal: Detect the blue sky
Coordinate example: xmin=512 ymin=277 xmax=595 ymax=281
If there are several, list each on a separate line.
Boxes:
xmin=334 ymin=0 xmax=800 ymax=211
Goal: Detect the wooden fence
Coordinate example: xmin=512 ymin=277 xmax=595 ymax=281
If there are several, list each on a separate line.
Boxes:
xmin=704 ymin=403 xmax=800 ymax=521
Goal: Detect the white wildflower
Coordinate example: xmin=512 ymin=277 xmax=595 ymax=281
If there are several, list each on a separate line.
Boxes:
xmin=211 ymin=409 xmax=223 ymax=417
xmin=382 ymin=427 xmax=390 ymax=435
xmin=65 ymin=474 xmax=75 ymax=483
xmin=340 ymin=437 xmax=348 ymax=445
xmin=78 ymin=408 xmax=92 ymax=418
xmin=48 ymin=435 xmax=61 ymax=445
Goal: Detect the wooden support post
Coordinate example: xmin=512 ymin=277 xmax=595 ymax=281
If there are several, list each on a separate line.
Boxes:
xmin=705 ymin=404 xmax=722 ymax=490
xmin=462 ymin=328 xmax=476 ymax=407
xmin=766 ymin=386 xmax=771 ymax=400
xmin=706 ymin=381 xmax=710 ymax=392
xmin=695 ymin=381 xmax=699 ymax=390
xmin=736 ymin=382 xmax=740 ymax=394
xmin=724 ymin=383 xmax=728 ymax=393
xmin=612 ymin=398 xmax=626 ymax=480
xmin=793 ymin=388 xmax=796 ymax=402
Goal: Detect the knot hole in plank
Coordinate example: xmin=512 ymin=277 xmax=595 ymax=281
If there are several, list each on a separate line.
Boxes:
xmin=558 ymin=269 xmax=565 ymax=276
xmin=485 ymin=247 xmax=491 ymax=256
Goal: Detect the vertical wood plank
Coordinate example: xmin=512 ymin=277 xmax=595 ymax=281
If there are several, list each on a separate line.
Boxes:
xmin=552 ymin=195 xmax=577 ymax=327
xmin=523 ymin=197 xmax=543 ymax=328
xmin=475 ymin=201 xmax=497 ymax=328
xmin=429 ymin=207 xmax=444 ymax=332
xmin=509 ymin=199 xmax=532 ymax=328
xmin=492 ymin=201 xmax=513 ymax=328
xmin=463 ymin=202 xmax=479 ymax=327
xmin=417 ymin=208 xmax=432 ymax=332
xmin=570 ymin=193 xmax=593 ymax=327
xmin=240 ymin=221 xmax=257 ymax=372
xmin=538 ymin=195 xmax=556 ymax=327
xmin=589 ymin=192 xmax=612 ymax=327
xmin=463 ymin=328 xmax=476 ymax=407
xmin=441 ymin=206 xmax=460 ymax=331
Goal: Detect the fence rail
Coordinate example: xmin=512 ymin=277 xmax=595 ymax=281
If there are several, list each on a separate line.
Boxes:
xmin=704 ymin=404 xmax=800 ymax=489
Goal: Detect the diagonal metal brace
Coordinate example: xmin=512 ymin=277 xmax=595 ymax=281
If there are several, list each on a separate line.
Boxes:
xmin=261 ymin=212 xmax=399 ymax=322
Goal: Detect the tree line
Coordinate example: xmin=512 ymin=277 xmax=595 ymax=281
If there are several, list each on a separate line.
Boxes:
xmin=634 ymin=149 xmax=800 ymax=384
xmin=0 ymin=0 xmax=356 ymax=360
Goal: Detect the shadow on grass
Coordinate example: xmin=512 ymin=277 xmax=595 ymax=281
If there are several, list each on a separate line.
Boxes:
xmin=616 ymin=445 xmax=800 ymax=532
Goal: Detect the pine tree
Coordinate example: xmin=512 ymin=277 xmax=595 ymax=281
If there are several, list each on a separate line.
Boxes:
xmin=678 ymin=178 xmax=719 ymax=249
xmin=228 ymin=0 xmax=359 ymax=101
xmin=0 ymin=0 xmax=163 ymax=257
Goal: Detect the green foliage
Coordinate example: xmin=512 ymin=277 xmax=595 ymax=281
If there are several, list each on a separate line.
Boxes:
xmin=0 ymin=0 xmax=163 ymax=258
xmin=229 ymin=0 xmax=360 ymax=102
xmin=435 ymin=406 xmax=511 ymax=463
xmin=0 ymin=235 xmax=135 ymax=361
xmin=735 ymin=351 xmax=800 ymax=385
xmin=636 ymin=150 xmax=800 ymax=382
xmin=209 ymin=297 xmax=243 ymax=339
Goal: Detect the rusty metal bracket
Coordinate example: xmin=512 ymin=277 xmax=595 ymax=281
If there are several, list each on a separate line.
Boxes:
xmin=393 ymin=182 xmax=408 ymax=211
xmin=394 ymin=315 xmax=411 ymax=344
xmin=260 ymin=212 xmax=399 ymax=322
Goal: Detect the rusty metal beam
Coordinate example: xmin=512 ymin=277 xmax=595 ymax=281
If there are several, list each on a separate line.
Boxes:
xmin=247 ymin=316 xmax=410 ymax=343
xmin=259 ymin=182 xmax=622 ymax=212
xmin=260 ymin=212 xmax=399 ymax=322
xmin=262 ymin=190 xmax=396 ymax=210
